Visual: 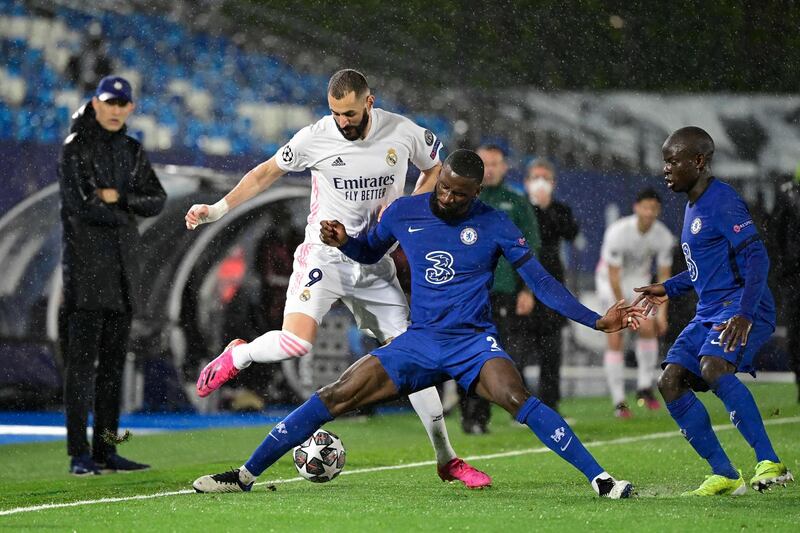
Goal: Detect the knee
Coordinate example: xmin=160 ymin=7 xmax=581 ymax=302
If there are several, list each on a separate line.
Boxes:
xmin=657 ymin=366 xmax=686 ymax=401
xmin=700 ymin=357 xmax=733 ymax=388
xmin=279 ymin=330 xmax=312 ymax=358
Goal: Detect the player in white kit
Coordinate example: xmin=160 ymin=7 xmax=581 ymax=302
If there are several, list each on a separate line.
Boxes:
xmin=595 ymin=188 xmax=675 ymax=418
xmin=185 ymin=69 xmax=490 ymax=488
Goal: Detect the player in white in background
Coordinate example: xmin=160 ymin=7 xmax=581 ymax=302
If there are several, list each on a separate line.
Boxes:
xmin=185 ymin=69 xmax=490 ymax=488
xmin=595 ymin=188 xmax=675 ymax=418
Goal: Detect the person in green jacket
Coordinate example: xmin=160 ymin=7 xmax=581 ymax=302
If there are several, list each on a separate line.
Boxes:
xmin=457 ymin=144 xmax=542 ymax=434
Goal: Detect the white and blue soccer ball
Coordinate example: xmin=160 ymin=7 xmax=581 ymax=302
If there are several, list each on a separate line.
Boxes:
xmin=293 ymin=429 xmax=346 ymax=483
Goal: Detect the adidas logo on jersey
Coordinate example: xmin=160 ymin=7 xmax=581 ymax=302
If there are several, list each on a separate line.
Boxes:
xmin=332 ymin=157 xmax=346 ymax=167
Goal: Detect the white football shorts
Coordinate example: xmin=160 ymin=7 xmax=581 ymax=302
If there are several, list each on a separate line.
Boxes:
xmin=595 ymin=274 xmax=651 ymax=311
xmin=284 ymin=242 xmax=409 ymax=343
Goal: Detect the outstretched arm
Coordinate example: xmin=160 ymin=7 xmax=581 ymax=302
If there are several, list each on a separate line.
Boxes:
xmin=663 ymin=269 xmax=694 ymax=298
xmin=320 ymin=220 xmax=396 ymax=265
xmin=185 ymin=157 xmax=286 ymax=229
xmin=515 ymin=255 xmax=642 ymax=332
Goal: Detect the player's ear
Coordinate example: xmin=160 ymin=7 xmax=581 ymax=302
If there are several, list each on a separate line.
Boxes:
xmin=695 ymin=152 xmax=706 ymax=171
xmin=365 ymin=93 xmax=375 ymax=108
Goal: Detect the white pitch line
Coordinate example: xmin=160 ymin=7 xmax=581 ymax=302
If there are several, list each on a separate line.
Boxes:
xmin=1 ymin=415 xmax=798 ymax=517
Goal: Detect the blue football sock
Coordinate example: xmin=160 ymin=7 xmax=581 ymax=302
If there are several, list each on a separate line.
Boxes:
xmin=516 ymin=396 xmax=604 ymax=481
xmin=713 ymin=373 xmax=780 ymax=463
xmin=666 ymin=391 xmax=738 ymax=479
xmin=245 ymin=393 xmax=334 ymax=476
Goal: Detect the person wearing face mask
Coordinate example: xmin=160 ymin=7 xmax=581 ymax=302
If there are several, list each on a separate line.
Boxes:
xmin=523 ymin=158 xmax=580 ymax=412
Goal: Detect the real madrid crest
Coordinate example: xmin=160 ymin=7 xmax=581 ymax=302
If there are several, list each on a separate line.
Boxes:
xmin=460 ymin=227 xmax=478 ymax=245
xmin=300 ymin=289 xmax=311 ymax=302
xmin=386 ymin=148 xmax=398 ymax=166
xmin=690 ymin=217 xmax=702 ymax=234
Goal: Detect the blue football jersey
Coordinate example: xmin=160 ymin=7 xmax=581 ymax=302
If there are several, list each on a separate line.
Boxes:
xmin=678 ymin=179 xmax=775 ymax=325
xmin=349 ymin=194 xmax=531 ymax=332
xmin=339 ymin=193 xmax=599 ymax=333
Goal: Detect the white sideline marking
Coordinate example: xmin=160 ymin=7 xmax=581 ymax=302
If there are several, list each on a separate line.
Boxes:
xmin=1 ymin=416 xmax=798 ymax=517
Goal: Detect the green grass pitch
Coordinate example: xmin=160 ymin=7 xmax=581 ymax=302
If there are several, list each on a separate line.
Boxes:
xmin=1 ymin=383 xmax=798 ymax=532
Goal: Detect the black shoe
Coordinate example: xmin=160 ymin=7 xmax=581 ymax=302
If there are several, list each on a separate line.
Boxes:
xmin=70 ymin=454 xmax=101 ymax=476
xmin=96 ymin=454 xmax=150 ymax=473
xmin=193 ymin=469 xmax=254 ymax=493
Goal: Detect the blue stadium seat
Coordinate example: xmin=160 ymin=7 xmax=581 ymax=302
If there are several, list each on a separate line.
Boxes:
xmin=4 ymin=2 xmax=452 ymax=155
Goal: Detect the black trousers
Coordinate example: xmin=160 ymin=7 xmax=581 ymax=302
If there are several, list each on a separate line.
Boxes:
xmin=786 ymin=289 xmax=800 ymax=397
xmin=62 ymin=308 xmax=131 ymax=460
xmin=528 ymin=311 xmax=563 ymax=410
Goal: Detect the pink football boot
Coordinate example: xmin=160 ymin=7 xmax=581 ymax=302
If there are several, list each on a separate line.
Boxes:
xmin=437 ymin=458 xmax=492 ymax=489
xmin=196 ymin=339 xmax=247 ymax=397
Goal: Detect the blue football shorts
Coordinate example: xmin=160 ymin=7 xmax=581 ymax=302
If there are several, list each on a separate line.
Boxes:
xmin=662 ymin=316 xmax=774 ymax=376
xmin=372 ymin=328 xmax=514 ymax=394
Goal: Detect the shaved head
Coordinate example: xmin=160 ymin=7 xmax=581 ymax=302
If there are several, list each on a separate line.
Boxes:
xmin=662 ymin=126 xmax=716 ymax=200
xmin=664 ymin=126 xmax=715 ymax=163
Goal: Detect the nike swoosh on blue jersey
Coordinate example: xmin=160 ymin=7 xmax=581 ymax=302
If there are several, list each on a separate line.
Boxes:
xmin=407 ymin=227 xmax=425 ymax=233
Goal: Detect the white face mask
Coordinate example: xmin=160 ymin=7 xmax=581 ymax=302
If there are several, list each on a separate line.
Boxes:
xmin=526 ymin=178 xmax=553 ymax=205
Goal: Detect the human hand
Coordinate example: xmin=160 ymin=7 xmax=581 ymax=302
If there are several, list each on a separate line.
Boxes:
xmin=320 ymin=220 xmax=348 ymax=247
xmin=632 ymin=283 xmax=669 ymax=316
xmin=185 ymin=199 xmax=229 ymax=230
xmin=596 ymin=299 xmax=647 ymax=333
xmin=516 ymin=291 xmax=534 ymax=315
xmin=96 ymin=188 xmax=119 ymax=204
xmin=713 ymin=315 xmax=753 ymax=352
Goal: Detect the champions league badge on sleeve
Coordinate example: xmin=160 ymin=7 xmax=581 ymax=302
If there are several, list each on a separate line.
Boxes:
xmin=281 ymin=145 xmax=294 ymax=163
xmin=460 ymin=227 xmax=478 ymax=245
xmin=424 ymin=129 xmax=434 ymax=146
xmin=690 ymin=217 xmax=702 ymax=234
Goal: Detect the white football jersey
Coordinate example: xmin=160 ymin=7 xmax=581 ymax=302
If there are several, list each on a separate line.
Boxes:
xmin=596 ymin=214 xmax=675 ymax=287
xmin=275 ymin=107 xmax=442 ymax=244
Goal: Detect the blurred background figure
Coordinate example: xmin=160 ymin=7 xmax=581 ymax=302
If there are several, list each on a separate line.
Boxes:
xmin=59 ymin=75 xmax=166 ymax=476
xmin=772 ymin=164 xmax=800 ymax=402
xmin=595 ymin=188 xmax=674 ymax=418
xmin=458 ymin=145 xmax=541 ymax=434
xmin=66 ymin=21 xmax=113 ymax=94
xmin=523 ymin=158 xmax=579 ymax=412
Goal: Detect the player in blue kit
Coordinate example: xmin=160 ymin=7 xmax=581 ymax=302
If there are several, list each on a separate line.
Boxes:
xmin=634 ymin=127 xmax=794 ymax=496
xmin=193 ymin=149 xmax=640 ymax=498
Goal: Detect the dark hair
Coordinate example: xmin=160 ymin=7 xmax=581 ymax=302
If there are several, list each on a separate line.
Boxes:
xmin=327 ymin=69 xmax=370 ymax=99
xmin=527 ymin=157 xmax=556 ymax=177
xmin=477 ymin=144 xmax=506 ymax=158
xmin=667 ymin=126 xmax=715 ymax=162
xmin=636 ymin=187 xmax=661 ymax=203
xmin=444 ymin=149 xmax=484 ymax=183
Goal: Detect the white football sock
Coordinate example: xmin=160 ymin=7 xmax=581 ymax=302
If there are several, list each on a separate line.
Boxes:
xmin=238 ymin=465 xmax=256 ymax=484
xmin=635 ymin=338 xmax=659 ymax=390
xmin=232 ymin=330 xmax=312 ymax=369
xmin=604 ymin=350 xmax=625 ymax=405
xmin=407 ymin=387 xmax=457 ymax=466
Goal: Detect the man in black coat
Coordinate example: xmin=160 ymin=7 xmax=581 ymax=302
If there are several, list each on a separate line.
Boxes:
xmin=59 ymin=76 xmax=166 ymax=475
xmin=523 ymin=158 xmax=580 ymax=411
xmin=772 ymin=169 xmax=800 ymax=402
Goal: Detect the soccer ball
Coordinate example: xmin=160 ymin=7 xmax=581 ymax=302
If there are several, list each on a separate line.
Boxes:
xmin=293 ymin=429 xmax=346 ymax=483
